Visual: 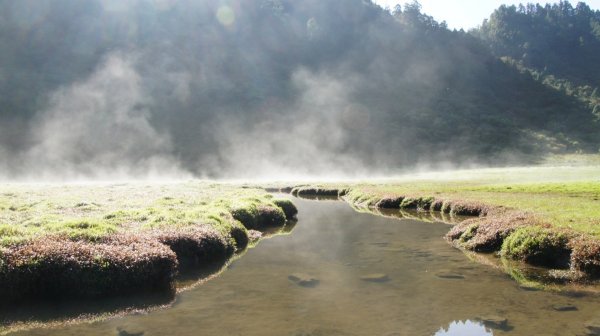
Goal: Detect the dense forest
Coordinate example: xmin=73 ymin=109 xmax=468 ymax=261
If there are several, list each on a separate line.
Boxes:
xmin=0 ymin=0 xmax=598 ymax=178
xmin=476 ymin=0 xmax=600 ymax=123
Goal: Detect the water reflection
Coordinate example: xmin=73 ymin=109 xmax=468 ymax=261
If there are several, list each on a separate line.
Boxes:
xmin=293 ymin=194 xmax=341 ymax=201
xmin=0 ymin=216 xmax=299 ymax=334
xmin=348 ymin=203 xmax=466 ymax=225
xmin=435 ymin=321 xmax=493 ymax=336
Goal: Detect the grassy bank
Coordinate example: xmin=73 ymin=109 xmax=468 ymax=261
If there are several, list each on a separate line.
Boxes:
xmin=0 ymin=182 xmax=297 ymax=302
xmin=279 ymin=164 xmax=600 ymax=281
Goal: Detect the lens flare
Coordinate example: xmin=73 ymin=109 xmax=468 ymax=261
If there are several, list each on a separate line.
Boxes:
xmin=216 ymin=6 xmax=235 ymax=27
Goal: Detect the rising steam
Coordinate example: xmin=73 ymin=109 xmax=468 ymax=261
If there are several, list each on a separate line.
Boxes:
xmin=0 ymin=0 xmax=594 ymax=181
xmin=21 ymin=54 xmax=187 ymax=181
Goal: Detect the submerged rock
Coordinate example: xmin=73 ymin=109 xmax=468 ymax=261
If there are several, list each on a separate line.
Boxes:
xmin=290 ymin=328 xmax=350 ymax=336
xmin=360 ymin=273 xmax=390 ymax=282
xmin=559 ymin=290 xmax=588 ymax=298
xmin=553 ymin=304 xmax=578 ymax=312
xmin=288 ymin=273 xmax=320 ymax=287
xmin=382 ymin=248 xmax=404 ymax=253
xmin=478 ymin=315 xmax=509 ymax=329
xmin=117 ymin=327 xmax=145 ymax=336
xmin=585 ymin=319 xmax=600 ymax=335
xmin=518 ymin=284 xmax=541 ymax=291
xmin=435 ymin=272 xmax=465 ymax=280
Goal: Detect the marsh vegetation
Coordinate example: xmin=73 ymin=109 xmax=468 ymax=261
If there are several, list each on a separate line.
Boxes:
xmin=0 ymin=182 xmax=296 ymax=303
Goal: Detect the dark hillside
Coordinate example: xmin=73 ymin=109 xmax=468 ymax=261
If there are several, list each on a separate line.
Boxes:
xmin=0 ymin=0 xmax=597 ymax=178
xmin=476 ymin=1 xmax=600 ymax=124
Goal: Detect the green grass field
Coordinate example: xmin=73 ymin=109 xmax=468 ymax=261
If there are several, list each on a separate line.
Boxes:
xmin=0 ymin=181 xmax=289 ymax=246
xmin=317 ymin=164 xmax=600 ymax=236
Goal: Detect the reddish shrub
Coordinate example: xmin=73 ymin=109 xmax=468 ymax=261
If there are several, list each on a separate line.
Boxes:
xmin=446 ymin=211 xmax=537 ymax=252
xmin=570 ymin=236 xmax=600 ymax=278
xmin=430 ymin=199 xmax=445 ymax=212
xmin=450 ymin=201 xmax=487 ymax=217
xmin=151 ymin=226 xmax=235 ymax=267
xmin=0 ymin=236 xmax=177 ymax=303
xmin=375 ymin=197 xmax=404 ymax=209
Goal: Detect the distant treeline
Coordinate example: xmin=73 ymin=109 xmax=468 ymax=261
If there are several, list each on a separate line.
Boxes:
xmin=476 ymin=0 xmax=600 ymax=121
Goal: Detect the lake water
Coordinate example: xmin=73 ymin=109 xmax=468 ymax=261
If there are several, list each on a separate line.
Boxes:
xmin=6 ymin=196 xmax=600 ymax=335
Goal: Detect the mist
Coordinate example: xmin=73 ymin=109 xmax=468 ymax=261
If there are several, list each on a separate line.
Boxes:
xmin=0 ymin=0 xmax=598 ymax=181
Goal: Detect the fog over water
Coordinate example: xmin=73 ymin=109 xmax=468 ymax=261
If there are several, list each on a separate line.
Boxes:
xmin=0 ymin=0 xmax=598 ymax=180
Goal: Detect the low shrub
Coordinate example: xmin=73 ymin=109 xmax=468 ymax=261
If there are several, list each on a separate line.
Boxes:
xmin=459 ymin=223 xmax=479 ymax=243
xmin=0 ymin=236 xmax=178 ymax=303
xmin=430 ymin=199 xmax=444 ymax=212
xmin=230 ymin=203 xmax=287 ymax=231
xmin=501 ymin=226 xmax=572 ymax=268
xmin=446 ymin=211 xmax=535 ymax=252
xmin=400 ymin=197 xmax=419 ymax=209
xmin=151 ymin=226 xmax=235 ymax=267
xmin=441 ymin=201 xmax=453 ymax=214
xmin=295 ymin=187 xmax=341 ymax=197
xmin=570 ymin=236 xmax=600 ymax=278
xmin=272 ymin=199 xmax=298 ymax=219
xmin=450 ymin=202 xmax=486 ymax=217
xmin=228 ymin=225 xmax=249 ymax=251
xmin=418 ymin=197 xmax=434 ymax=210
xmin=230 ymin=206 xmax=258 ymax=229
xmin=256 ymin=205 xmax=286 ymax=229
xmin=375 ymin=197 xmax=404 ymax=209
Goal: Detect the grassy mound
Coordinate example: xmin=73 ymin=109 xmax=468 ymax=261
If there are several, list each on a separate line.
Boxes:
xmin=0 ymin=236 xmax=178 ymax=303
xmin=447 ymin=211 xmax=536 ymax=252
xmin=374 ymin=196 xmax=404 ymax=208
xmin=570 ymin=237 xmax=600 ymax=277
xmin=450 ymin=201 xmax=488 ymax=217
xmin=291 ymin=186 xmax=347 ymax=197
xmin=272 ymin=199 xmax=298 ymax=219
xmin=228 ymin=225 xmax=250 ymax=251
xmin=151 ymin=226 xmax=235 ymax=267
xmin=256 ymin=205 xmax=286 ymax=228
xmin=429 ymin=199 xmax=446 ymax=212
xmin=501 ymin=226 xmax=572 ymax=268
xmin=230 ymin=204 xmax=286 ymax=230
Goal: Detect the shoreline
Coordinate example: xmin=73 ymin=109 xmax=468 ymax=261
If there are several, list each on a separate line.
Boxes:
xmin=0 ymin=184 xmax=298 ymax=304
xmin=282 ymin=184 xmax=600 ymax=282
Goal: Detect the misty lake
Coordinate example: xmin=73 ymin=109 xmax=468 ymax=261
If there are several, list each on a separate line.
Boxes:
xmin=5 ymin=195 xmax=600 ymax=336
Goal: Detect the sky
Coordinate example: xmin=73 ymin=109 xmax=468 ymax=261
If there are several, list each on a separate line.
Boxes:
xmin=372 ymin=0 xmax=600 ymax=30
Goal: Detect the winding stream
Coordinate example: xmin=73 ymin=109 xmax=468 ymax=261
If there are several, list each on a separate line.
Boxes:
xmin=7 ymin=196 xmax=600 ymax=335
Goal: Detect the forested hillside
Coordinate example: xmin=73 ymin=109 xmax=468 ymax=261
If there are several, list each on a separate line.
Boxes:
xmin=0 ymin=0 xmax=598 ymax=178
xmin=476 ymin=1 xmax=600 ymax=121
